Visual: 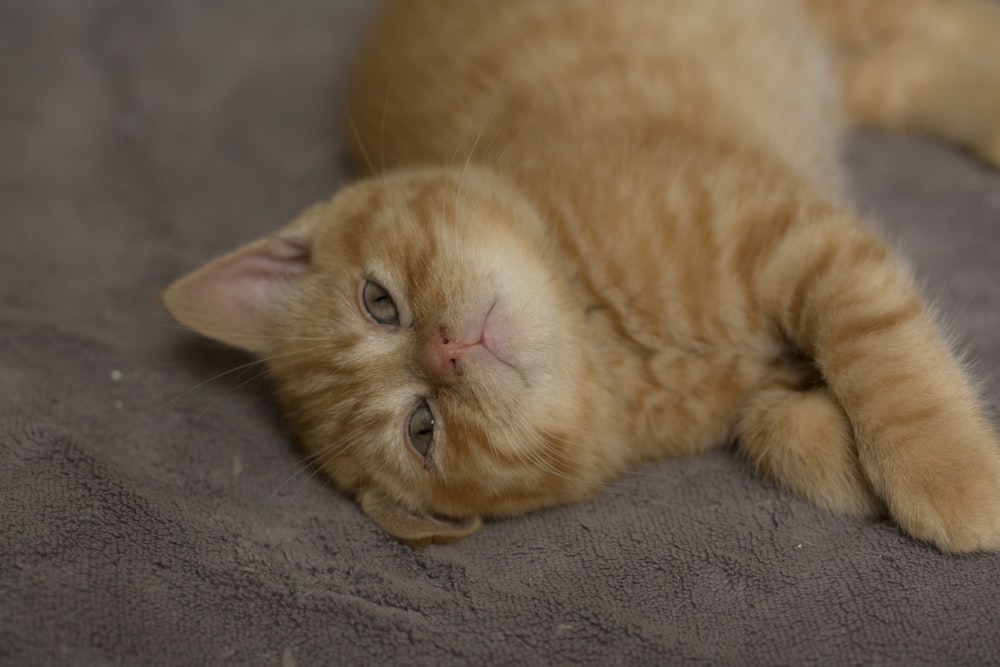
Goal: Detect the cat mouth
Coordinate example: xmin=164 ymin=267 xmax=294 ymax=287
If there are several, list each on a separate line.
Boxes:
xmin=458 ymin=303 xmax=518 ymax=373
xmin=479 ymin=303 xmax=514 ymax=369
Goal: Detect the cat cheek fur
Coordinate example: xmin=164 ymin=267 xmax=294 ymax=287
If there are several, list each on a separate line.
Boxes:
xmin=266 ymin=172 xmax=623 ymax=537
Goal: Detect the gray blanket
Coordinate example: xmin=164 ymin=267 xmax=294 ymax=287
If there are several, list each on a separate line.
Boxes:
xmin=3 ymin=1 xmax=1000 ymax=664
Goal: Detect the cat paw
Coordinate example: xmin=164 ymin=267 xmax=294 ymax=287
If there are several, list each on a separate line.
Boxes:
xmin=883 ymin=452 xmax=1000 ymax=554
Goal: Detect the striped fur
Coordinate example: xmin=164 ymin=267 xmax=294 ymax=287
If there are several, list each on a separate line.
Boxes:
xmin=164 ymin=0 xmax=1000 ymax=551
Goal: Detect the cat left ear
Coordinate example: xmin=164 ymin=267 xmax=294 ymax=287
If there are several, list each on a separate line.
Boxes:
xmin=162 ymin=205 xmax=325 ymax=354
xmin=358 ymin=487 xmax=483 ymax=547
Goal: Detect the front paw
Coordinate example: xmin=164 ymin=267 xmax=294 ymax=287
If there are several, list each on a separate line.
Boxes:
xmin=883 ymin=446 xmax=1000 ymax=553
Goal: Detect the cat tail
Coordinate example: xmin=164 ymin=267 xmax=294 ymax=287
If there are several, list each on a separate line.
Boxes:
xmin=748 ymin=202 xmax=1000 ymax=553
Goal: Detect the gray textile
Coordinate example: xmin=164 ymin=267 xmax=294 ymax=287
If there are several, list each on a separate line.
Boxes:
xmin=3 ymin=1 xmax=1000 ymax=664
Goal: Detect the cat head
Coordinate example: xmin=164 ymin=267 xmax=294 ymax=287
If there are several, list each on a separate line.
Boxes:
xmin=164 ymin=167 xmax=611 ymax=545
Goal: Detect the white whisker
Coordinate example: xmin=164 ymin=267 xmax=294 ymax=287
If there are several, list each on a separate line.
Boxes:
xmin=379 ymin=80 xmax=394 ymax=173
xmin=163 ymin=322 xmax=333 ymax=343
xmin=266 ymin=421 xmax=378 ymax=500
xmin=346 ymin=106 xmax=376 ymax=175
xmin=488 ymin=96 xmax=540 ymax=176
xmin=187 ymin=365 xmax=276 ymax=424
xmin=161 ymin=342 xmax=335 ymax=409
xmin=457 ymin=68 xmax=510 ymax=227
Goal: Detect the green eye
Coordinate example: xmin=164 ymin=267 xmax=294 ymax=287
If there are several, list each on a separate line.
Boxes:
xmin=362 ymin=280 xmax=399 ymax=325
xmin=408 ymin=400 xmax=434 ymax=458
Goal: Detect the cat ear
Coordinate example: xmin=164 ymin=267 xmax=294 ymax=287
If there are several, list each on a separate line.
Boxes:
xmin=358 ymin=487 xmax=483 ymax=547
xmin=162 ymin=206 xmax=324 ymax=354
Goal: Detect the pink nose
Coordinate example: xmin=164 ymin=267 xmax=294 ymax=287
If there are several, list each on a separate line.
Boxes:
xmin=420 ymin=329 xmax=468 ymax=377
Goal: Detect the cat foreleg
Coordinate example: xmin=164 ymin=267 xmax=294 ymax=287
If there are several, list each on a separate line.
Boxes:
xmin=737 ymin=385 xmax=884 ymax=520
xmin=749 ymin=209 xmax=1000 ymax=553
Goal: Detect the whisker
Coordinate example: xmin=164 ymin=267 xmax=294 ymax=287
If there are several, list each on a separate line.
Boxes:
xmin=163 ymin=322 xmax=333 ymax=343
xmin=266 ymin=422 xmax=377 ymax=500
xmin=488 ymin=96 xmax=541 ymax=176
xmin=503 ymin=414 xmax=585 ymax=486
xmin=379 ymin=80 xmax=394 ymax=173
xmin=346 ymin=105 xmax=377 ymax=175
xmin=161 ymin=342 xmax=336 ymax=409
xmin=457 ymin=68 xmax=510 ymax=227
xmin=161 ymin=357 xmax=269 ymax=409
xmin=188 ymin=364 xmax=276 ymax=424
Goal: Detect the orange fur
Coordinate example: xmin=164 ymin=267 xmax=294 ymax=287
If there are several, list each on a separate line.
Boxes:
xmin=164 ymin=0 xmax=1000 ymax=551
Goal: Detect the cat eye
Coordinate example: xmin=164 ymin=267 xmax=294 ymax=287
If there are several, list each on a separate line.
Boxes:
xmin=362 ymin=280 xmax=399 ymax=325
xmin=407 ymin=400 xmax=434 ymax=458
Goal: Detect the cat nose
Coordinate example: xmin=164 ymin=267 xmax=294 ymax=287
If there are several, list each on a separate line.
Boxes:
xmin=420 ymin=328 xmax=466 ymax=377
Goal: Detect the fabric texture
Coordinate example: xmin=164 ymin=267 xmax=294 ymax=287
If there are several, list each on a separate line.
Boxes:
xmin=3 ymin=2 xmax=1000 ymax=664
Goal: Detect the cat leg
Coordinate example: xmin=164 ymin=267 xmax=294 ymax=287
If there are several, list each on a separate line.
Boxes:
xmin=747 ymin=207 xmax=1000 ymax=553
xmin=800 ymin=0 xmax=1000 ymax=166
xmin=737 ymin=386 xmax=883 ymax=519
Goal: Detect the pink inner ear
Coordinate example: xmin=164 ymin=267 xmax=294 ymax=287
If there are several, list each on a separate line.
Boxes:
xmin=226 ymin=238 xmax=312 ymax=305
xmin=210 ymin=245 xmax=306 ymax=311
xmin=163 ymin=235 xmax=313 ymax=353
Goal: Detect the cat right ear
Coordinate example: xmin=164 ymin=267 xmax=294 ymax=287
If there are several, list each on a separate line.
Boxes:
xmin=162 ymin=205 xmax=325 ymax=355
xmin=358 ymin=487 xmax=483 ymax=547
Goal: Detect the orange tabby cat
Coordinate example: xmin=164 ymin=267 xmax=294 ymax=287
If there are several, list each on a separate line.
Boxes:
xmin=163 ymin=0 xmax=1000 ymax=552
